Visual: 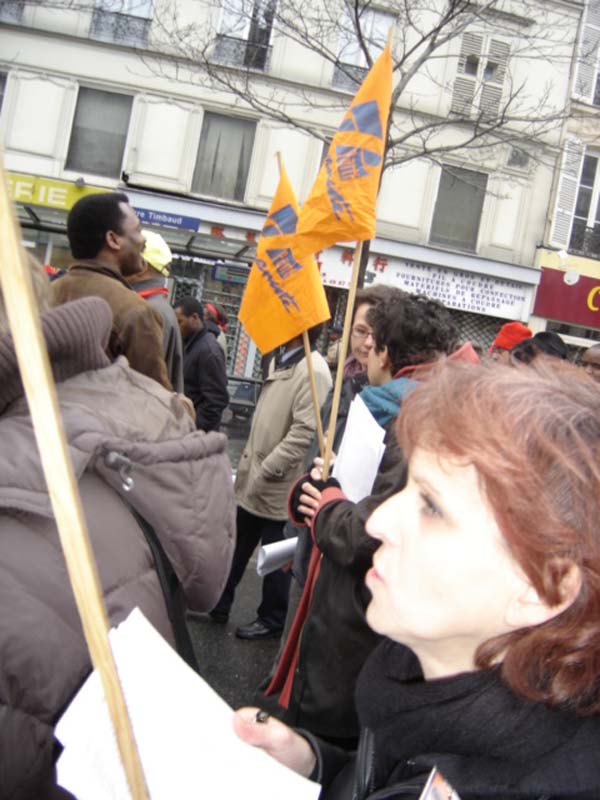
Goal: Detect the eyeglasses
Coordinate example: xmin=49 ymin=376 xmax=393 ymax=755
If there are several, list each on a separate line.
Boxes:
xmin=351 ymin=326 xmax=374 ymax=342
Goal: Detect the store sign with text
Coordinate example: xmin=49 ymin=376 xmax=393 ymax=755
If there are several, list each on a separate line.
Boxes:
xmin=318 ymin=248 xmax=532 ymax=320
xmin=7 ymin=172 xmax=104 ymax=211
xmin=533 ymin=267 xmax=600 ymax=329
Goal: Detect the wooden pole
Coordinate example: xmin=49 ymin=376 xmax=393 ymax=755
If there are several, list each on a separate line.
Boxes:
xmin=302 ymin=329 xmax=326 ymax=457
xmin=322 ymin=241 xmax=363 ymax=480
xmin=276 ymin=150 xmax=326 ymax=459
xmin=0 ymin=160 xmax=149 ymax=799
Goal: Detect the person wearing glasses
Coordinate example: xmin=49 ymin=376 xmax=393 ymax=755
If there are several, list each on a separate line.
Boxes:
xmin=264 ymin=293 xmax=471 ymax=747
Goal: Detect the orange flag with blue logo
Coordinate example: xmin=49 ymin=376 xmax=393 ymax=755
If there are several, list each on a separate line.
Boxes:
xmin=292 ymin=43 xmax=392 ymax=259
xmin=238 ymin=165 xmax=330 ymax=354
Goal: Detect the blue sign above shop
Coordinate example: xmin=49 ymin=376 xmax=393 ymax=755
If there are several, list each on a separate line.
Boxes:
xmin=134 ymin=207 xmax=200 ymax=231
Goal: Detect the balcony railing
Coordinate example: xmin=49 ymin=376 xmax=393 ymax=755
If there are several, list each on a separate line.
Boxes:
xmin=569 ymin=224 xmax=600 ymax=260
xmin=0 ymin=0 xmax=25 ymax=23
xmin=332 ymin=62 xmax=367 ymax=91
xmin=212 ymin=33 xmax=272 ymax=72
xmin=90 ymin=8 xmax=151 ymax=47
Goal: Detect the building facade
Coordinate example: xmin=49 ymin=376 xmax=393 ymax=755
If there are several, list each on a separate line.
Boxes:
xmin=0 ymin=0 xmax=586 ymax=373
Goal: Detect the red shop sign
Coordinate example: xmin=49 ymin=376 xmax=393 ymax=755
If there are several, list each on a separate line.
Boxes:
xmin=533 ymin=267 xmax=600 ymax=328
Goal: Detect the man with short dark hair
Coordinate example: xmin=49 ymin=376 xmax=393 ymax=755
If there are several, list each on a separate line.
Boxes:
xmin=174 ymin=296 xmax=229 ymax=432
xmin=52 ymin=192 xmax=171 ymax=389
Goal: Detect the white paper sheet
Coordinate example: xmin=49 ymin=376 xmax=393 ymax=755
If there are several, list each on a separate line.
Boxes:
xmin=257 ymin=537 xmax=298 ymax=577
xmin=332 ymin=394 xmax=386 ymax=502
xmin=55 ymin=609 xmax=321 ymax=800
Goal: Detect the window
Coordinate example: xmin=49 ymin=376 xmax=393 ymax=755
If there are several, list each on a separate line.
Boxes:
xmin=0 ymin=0 xmax=24 ymax=23
xmin=192 ymin=113 xmax=256 ymax=202
xmin=568 ymin=153 xmax=600 ymax=257
xmin=333 ymin=7 xmax=393 ymax=91
xmin=90 ymin=0 xmax=152 ymax=47
xmin=573 ymin=0 xmax=600 ymax=106
xmin=450 ymin=33 xmax=509 ymax=119
xmin=430 ymin=167 xmax=488 ymax=252
xmin=65 ymin=87 xmax=133 ymax=179
xmin=212 ymin=0 xmax=275 ymax=72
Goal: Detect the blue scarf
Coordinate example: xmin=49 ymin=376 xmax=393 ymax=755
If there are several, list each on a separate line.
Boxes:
xmin=360 ymin=377 xmax=419 ymax=427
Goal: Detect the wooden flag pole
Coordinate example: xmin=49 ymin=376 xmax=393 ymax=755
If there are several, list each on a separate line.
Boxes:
xmin=0 ymin=161 xmax=149 ymax=799
xmin=275 ymin=150 xmax=326 ymax=459
xmin=322 ymin=241 xmax=363 ymax=480
xmin=302 ymin=328 xmax=326 ymax=458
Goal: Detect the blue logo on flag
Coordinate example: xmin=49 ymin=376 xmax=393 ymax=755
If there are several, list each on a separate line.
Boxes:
xmin=255 ymin=258 xmax=299 ymax=314
xmin=262 ymin=204 xmax=298 ymax=237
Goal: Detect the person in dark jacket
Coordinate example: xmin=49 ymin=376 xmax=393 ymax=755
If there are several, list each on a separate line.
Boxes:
xmin=128 ymin=230 xmax=184 ymax=392
xmin=52 ymin=191 xmax=172 ymax=390
xmin=264 ymin=293 xmax=462 ymax=745
xmin=174 ymin=295 xmax=229 ymax=432
xmin=235 ymin=359 xmax=600 ymax=800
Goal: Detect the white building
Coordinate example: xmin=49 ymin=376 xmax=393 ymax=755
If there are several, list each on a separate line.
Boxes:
xmin=0 ymin=0 xmax=584 ymax=373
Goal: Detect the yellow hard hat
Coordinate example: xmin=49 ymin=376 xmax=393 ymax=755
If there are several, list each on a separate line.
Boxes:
xmin=142 ymin=230 xmax=172 ymax=276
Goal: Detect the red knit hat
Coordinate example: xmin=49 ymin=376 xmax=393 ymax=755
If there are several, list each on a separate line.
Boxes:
xmin=490 ymin=321 xmax=533 ymax=352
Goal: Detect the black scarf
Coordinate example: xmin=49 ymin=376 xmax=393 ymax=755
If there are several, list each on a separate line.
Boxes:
xmin=355 ymin=639 xmax=600 ymax=798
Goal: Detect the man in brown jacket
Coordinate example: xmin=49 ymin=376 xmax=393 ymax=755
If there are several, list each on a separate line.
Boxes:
xmin=52 ymin=191 xmax=172 ymax=390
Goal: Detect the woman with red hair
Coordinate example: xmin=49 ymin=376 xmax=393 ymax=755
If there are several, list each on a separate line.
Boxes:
xmin=234 ymin=359 xmax=600 ymax=799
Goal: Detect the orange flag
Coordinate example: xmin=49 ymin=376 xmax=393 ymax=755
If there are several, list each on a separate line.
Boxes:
xmin=292 ymin=43 xmax=393 ymax=259
xmin=238 ymin=165 xmax=330 ymax=354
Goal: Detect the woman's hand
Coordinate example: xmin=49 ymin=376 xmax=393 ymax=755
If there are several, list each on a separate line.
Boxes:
xmin=233 ymin=708 xmax=317 ymax=778
xmin=298 ymin=455 xmax=339 ymax=520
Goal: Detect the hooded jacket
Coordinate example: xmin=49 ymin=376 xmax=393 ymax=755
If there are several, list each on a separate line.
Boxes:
xmin=0 ymin=297 xmax=235 ymax=799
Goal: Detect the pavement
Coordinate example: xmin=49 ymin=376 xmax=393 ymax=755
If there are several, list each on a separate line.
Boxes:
xmin=185 ymin=409 xmax=282 ymax=711
xmin=186 ymin=555 xmax=282 ymax=710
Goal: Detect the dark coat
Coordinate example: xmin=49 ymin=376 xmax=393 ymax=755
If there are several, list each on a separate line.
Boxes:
xmin=134 ymin=275 xmax=184 ymax=393
xmin=271 ymin=378 xmax=416 ymax=742
xmin=305 ymin=640 xmax=600 ymax=799
xmin=52 ymin=259 xmax=171 ymax=390
xmin=182 ymin=324 xmax=229 ymax=432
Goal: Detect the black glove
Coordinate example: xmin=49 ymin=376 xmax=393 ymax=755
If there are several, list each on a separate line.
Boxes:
xmin=289 ymin=473 xmax=341 ymax=522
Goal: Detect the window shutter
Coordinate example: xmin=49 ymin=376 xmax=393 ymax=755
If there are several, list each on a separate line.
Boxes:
xmin=479 ymin=39 xmax=509 ymax=118
xmin=549 ymin=137 xmax=585 ymax=248
xmin=573 ymin=0 xmax=600 ymax=103
xmin=451 ymin=32 xmax=483 ymax=115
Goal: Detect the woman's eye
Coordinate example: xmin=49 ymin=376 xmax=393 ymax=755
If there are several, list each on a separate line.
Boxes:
xmin=420 ymin=493 xmax=442 ymax=519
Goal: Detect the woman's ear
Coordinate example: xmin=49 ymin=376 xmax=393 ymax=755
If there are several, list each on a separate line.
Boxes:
xmin=505 ymin=559 xmax=582 ymax=630
xmin=379 ymin=345 xmax=391 ymax=370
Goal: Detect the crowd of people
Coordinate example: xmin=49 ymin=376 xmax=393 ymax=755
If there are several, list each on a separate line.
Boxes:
xmin=2 ymin=190 xmax=600 ymax=799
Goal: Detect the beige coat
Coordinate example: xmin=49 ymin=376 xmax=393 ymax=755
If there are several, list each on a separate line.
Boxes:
xmin=235 ymin=350 xmax=332 ymax=520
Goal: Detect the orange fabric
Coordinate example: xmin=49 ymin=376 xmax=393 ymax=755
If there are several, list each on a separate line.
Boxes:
xmin=238 ymin=165 xmax=330 ymax=354
xmin=292 ymin=44 xmax=393 ymax=259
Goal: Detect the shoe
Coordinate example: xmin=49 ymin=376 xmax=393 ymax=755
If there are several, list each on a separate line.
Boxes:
xmin=209 ymin=609 xmax=229 ymax=624
xmin=235 ymin=619 xmax=283 ymax=640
